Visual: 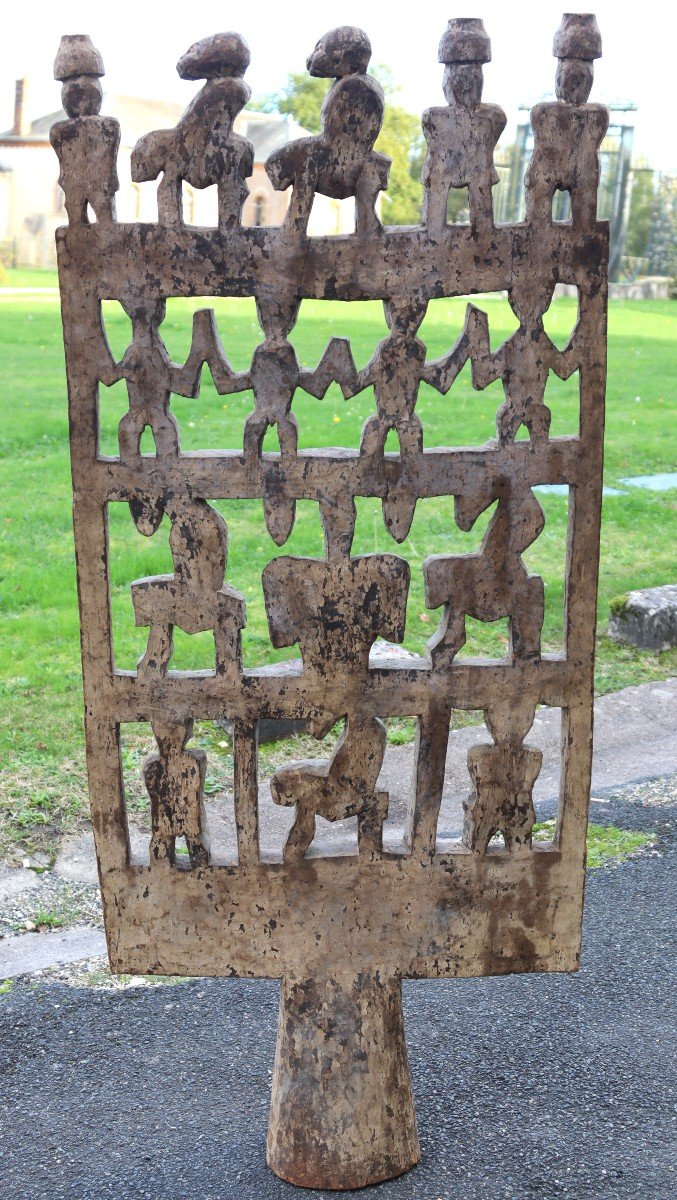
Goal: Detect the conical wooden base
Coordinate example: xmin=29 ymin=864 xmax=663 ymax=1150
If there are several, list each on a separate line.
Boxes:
xmin=267 ymin=970 xmax=420 ymax=1190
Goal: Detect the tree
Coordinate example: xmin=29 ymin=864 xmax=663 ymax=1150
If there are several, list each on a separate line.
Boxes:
xmin=250 ymin=67 xmax=423 ymax=225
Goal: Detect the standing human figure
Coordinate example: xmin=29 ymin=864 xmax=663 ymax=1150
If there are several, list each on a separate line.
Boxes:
xmin=525 ymin=14 xmax=607 ymax=228
xmin=421 ymin=19 xmax=505 ymax=236
xmin=50 ymin=35 xmax=120 ymax=225
xmin=143 ymin=719 xmax=210 ymax=868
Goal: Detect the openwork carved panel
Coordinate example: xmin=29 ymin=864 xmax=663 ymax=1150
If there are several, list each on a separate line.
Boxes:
xmin=54 ymin=17 xmax=608 ymax=1189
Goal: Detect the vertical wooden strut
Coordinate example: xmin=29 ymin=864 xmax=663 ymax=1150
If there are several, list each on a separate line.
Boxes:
xmin=54 ymin=13 xmax=608 ymax=1192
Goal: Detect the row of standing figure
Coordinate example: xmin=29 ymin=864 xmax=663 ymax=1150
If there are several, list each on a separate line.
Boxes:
xmin=99 ymin=278 xmax=581 ymax=545
xmin=50 ymin=15 xmax=607 ymax=237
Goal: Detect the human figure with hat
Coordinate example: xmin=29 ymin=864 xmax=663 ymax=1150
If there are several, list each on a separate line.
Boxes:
xmin=132 ymin=32 xmax=253 ymax=230
xmin=266 ymin=26 xmax=390 ymax=238
xmin=525 ymin=14 xmax=608 ymax=228
xmin=421 ymin=19 xmax=505 ymax=237
xmin=50 ymin=35 xmax=120 ymax=225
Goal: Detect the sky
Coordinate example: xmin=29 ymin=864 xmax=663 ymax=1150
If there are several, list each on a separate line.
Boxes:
xmin=1 ymin=0 xmax=674 ymax=170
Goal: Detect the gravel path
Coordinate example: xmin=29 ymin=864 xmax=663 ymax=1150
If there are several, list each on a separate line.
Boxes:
xmin=0 ymin=782 xmax=674 ymax=1199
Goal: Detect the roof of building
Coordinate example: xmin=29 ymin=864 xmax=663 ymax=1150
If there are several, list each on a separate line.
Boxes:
xmin=1 ymin=95 xmax=309 ymax=163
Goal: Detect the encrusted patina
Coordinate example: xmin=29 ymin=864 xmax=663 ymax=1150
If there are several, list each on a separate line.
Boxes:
xmin=53 ymin=16 xmax=608 ymax=1190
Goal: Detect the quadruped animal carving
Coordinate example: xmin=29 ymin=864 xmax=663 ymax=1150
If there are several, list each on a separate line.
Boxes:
xmin=54 ymin=16 xmax=609 ymax=1193
xmin=266 ymin=27 xmax=390 ymax=237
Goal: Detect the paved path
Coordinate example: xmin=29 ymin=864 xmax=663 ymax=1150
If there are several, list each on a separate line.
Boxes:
xmin=0 ymin=785 xmax=674 ymax=1199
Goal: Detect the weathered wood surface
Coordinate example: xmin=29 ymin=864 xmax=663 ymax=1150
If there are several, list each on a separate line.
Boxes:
xmin=53 ymin=16 xmax=608 ymax=1190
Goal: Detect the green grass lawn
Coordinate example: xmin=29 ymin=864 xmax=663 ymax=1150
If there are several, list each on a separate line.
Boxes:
xmin=1 ymin=280 xmax=675 ymax=856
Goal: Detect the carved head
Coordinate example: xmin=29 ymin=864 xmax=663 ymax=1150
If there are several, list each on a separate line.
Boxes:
xmin=54 ymin=34 xmax=105 ymax=118
xmin=383 ymin=297 xmax=428 ymax=337
xmin=438 ymin=18 xmax=490 ymax=111
xmin=61 ymin=76 xmax=103 ymax=118
xmin=307 ymin=26 xmax=371 ymax=78
xmin=553 ymin=13 xmax=601 ymax=105
xmin=555 ymin=58 xmax=594 ymax=106
xmin=177 ymin=32 xmax=250 ymax=80
xmin=152 ymin=719 xmax=193 ymax=758
xmin=255 ymin=295 xmax=301 ymax=343
xmin=508 ymin=276 xmax=556 ymax=328
xmin=121 ymin=298 xmax=167 ymax=335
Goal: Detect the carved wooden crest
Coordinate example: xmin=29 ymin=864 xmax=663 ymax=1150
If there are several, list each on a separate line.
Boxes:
xmin=53 ymin=16 xmax=608 ymax=1191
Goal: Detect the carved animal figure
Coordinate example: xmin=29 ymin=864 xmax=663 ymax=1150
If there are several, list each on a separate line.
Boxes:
xmin=131 ymin=496 xmax=245 ymax=678
xmin=143 ymin=719 xmax=210 ymax=867
xmin=50 ymin=35 xmax=119 ymax=224
xmin=266 ymin=27 xmax=390 ymax=237
xmin=132 ymin=32 xmax=253 ymax=229
xmin=421 ymin=19 xmax=505 ymax=235
xmin=424 ymin=479 xmax=545 ymax=666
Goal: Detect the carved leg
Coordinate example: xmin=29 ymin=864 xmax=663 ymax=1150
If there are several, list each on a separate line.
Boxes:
xmin=357 ymin=789 xmax=389 ymax=860
xmin=138 ymin=623 xmax=173 ymax=676
xmin=421 ymin=179 xmax=450 ymax=237
xmin=511 ymin=576 xmax=544 ymax=661
xmin=243 ymin=412 xmax=267 ymax=460
xmin=277 ymin=413 xmax=298 ymax=459
xmin=150 ymin=832 xmax=175 ymax=865
xmin=151 ymin=411 xmax=180 ymax=457
xmin=360 ymin=415 xmax=386 ymax=460
xmin=355 ymin=167 xmax=383 ymax=237
xmin=186 ymin=836 xmax=210 ymax=868
xmin=282 ymin=799 xmax=316 ymax=863
xmin=156 ymin=172 xmax=183 ymax=227
xmin=382 ymin=419 xmax=422 ymax=542
xmin=118 ymin=412 xmax=144 ymax=460
xmin=428 ymin=606 xmax=467 ymax=667
xmin=267 ymin=971 xmax=419 ymax=1189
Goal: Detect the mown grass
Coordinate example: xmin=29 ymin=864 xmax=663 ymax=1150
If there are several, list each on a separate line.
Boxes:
xmin=0 ymin=281 xmax=675 ymax=857
xmin=533 ymin=821 xmax=655 ymax=868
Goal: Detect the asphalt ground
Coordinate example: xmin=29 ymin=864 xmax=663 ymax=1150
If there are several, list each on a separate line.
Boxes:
xmin=1 ymin=786 xmax=674 ymax=1200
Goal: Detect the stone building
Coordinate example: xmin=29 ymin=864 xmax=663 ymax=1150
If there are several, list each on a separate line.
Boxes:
xmin=0 ymin=79 xmax=354 ymax=266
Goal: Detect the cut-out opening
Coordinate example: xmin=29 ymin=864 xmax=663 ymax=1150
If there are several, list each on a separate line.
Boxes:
xmin=98 ymin=377 xmax=129 ymax=457
xmin=522 ymin=487 xmax=569 ymax=654
xmin=307 ymin=193 xmax=356 ymax=237
xmin=384 ymin=427 xmax=400 ymax=454
xmin=100 ymin=299 xmax=133 ymax=360
xmin=542 ymin=288 xmax=579 ymax=351
xmin=86 ymin=202 xmax=97 ymax=224
xmin=543 ymin=370 xmax=580 ymax=437
xmin=446 ymin=186 xmax=470 ymax=225
xmin=120 ymin=720 xmax=237 ymax=867
xmin=378 ymin=714 xmax=420 ymax=856
xmin=181 ymin=182 xmax=218 ymax=228
xmin=456 ymin=615 xmax=511 ymax=661
xmin=551 ymin=188 xmax=572 ymax=224
xmin=291 ymin=299 xmax=389 ymax=451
